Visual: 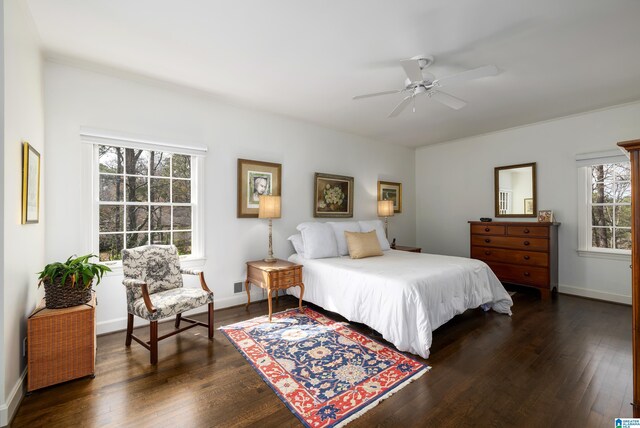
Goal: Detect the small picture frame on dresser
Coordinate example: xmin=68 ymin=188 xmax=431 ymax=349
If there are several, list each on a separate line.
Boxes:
xmin=537 ymin=210 xmax=554 ymax=223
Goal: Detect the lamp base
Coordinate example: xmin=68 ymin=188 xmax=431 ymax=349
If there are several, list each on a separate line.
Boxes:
xmin=263 ymin=256 xmax=277 ymax=263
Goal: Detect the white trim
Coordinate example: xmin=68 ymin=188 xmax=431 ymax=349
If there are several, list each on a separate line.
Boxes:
xmin=0 ymin=369 xmax=26 ymax=427
xmin=575 ymin=149 xmax=628 ymax=167
xmin=577 ymin=249 xmax=631 ymax=261
xmin=80 ymin=127 xmax=207 ymax=156
xmin=97 ymin=291 xmax=275 ymax=335
xmin=559 ymin=284 xmax=631 ymax=305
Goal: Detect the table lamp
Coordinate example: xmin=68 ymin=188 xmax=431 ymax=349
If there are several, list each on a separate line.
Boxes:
xmin=377 ymin=200 xmax=394 ymax=239
xmin=259 ymin=195 xmax=281 ymax=263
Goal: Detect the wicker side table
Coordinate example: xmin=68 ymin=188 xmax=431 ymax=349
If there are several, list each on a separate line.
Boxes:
xmin=27 ymin=294 xmax=96 ymax=392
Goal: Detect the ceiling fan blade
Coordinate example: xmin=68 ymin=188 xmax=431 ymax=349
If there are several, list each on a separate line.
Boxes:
xmin=352 ymin=89 xmax=403 ymax=100
xmin=388 ymin=95 xmax=413 ymax=118
xmin=434 ymin=65 xmax=499 ymax=87
xmin=400 ymin=59 xmax=424 ymax=82
xmin=429 ymin=90 xmax=467 ymax=110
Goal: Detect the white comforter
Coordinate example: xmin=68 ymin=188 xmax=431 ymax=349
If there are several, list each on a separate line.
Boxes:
xmin=287 ymin=250 xmax=512 ymax=359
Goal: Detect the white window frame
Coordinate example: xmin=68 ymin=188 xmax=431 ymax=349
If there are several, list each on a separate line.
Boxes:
xmin=577 ymin=149 xmax=631 ymax=260
xmin=81 ymin=128 xmax=207 ymax=272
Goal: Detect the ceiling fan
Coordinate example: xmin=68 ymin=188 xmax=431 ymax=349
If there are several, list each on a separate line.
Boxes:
xmin=353 ymin=55 xmax=499 ymax=118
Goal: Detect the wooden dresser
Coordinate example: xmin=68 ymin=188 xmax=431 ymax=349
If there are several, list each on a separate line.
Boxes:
xmin=469 ymin=221 xmax=559 ymax=299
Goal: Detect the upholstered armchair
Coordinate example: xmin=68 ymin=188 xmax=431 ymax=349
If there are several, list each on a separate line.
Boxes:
xmin=122 ymin=245 xmax=214 ymax=364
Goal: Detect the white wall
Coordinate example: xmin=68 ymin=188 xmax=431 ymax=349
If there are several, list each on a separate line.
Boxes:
xmin=416 ymin=101 xmax=640 ymax=304
xmin=43 ymin=61 xmax=416 ymax=334
xmin=1 ymin=0 xmax=45 ymax=425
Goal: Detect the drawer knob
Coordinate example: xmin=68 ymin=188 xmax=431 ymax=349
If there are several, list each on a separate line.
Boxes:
xmin=523 ymin=228 xmax=530 ymax=233
xmin=484 ymin=251 xmax=491 ymax=255
xmin=524 ymin=272 xmax=530 ymax=277
xmin=484 ymin=227 xmax=490 ymax=232
xmin=524 ymin=241 xmax=530 ymax=246
xmin=484 ymin=238 xmax=491 ymax=243
xmin=524 ymin=255 xmax=530 ymax=260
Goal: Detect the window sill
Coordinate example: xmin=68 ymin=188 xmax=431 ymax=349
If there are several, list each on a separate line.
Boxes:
xmin=101 ymin=256 xmax=207 ymax=276
xmin=577 ymin=250 xmax=631 ymax=262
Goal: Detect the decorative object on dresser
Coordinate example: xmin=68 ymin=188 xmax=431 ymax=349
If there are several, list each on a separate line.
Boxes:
xmin=122 ymin=245 xmax=214 ymax=365
xmin=393 ymin=245 xmax=422 ymax=253
xmin=378 ymin=180 xmax=402 ymax=213
xmin=377 ymin=199 xmax=394 ymax=238
xmin=22 ymin=142 xmax=41 ymax=224
xmin=469 ymin=221 xmax=559 ymax=299
xmin=28 ymin=294 xmax=96 ymax=392
xmin=314 ymin=172 xmax=354 ymax=218
xmin=37 ymin=254 xmax=111 ymax=309
xmin=495 ymin=162 xmax=536 ymax=218
xmin=258 ymin=195 xmax=281 ymax=262
xmin=245 ymin=259 xmax=304 ymax=322
xmin=237 ymin=158 xmax=281 ymax=218
xmin=538 ymin=210 xmax=554 ymax=222
xmin=220 ymin=308 xmax=429 ymax=428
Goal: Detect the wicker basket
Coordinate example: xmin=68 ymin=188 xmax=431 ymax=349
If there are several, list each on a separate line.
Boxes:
xmin=43 ymin=278 xmax=93 ymax=309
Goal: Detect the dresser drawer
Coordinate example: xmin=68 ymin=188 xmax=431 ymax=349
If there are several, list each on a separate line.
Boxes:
xmin=272 ymin=275 xmax=299 ymax=288
xmin=486 ymin=262 xmax=549 ymax=288
xmin=471 ymin=235 xmax=548 ymax=251
xmin=470 ymin=225 xmax=505 ymax=235
xmin=471 ymin=247 xmax=548 ymax=267
xmin=506 ymin=225 xmax=549 ymax=237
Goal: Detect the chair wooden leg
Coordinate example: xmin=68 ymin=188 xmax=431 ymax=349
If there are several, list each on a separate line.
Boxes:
xmin=175 ymin=313 xmax=182 ymax=329
xmin=150 ymin=321 xmax=158 ymax=365
xmin=208 ymin=303 xmax=214 ymax=339
xmin=125 ymin=313 xmax=133 ymax=347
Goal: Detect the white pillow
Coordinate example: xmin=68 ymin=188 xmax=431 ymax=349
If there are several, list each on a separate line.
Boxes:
xmin=358 ymin=220 xmax=391 ymax=251
xmin=288 ymin=234 xmax=306 ymax=258
xmin=328 ymin=221 xmax=361 ymax=256
xmin=296 ymin=222 xmax=339 ymax=259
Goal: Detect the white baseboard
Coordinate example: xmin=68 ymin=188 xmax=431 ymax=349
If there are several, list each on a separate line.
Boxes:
xmin=0 ymin=369 xmax=27 ymax=427
xmin=559 ymin=284 xmax=631 ymax=305
xmin=96 ymin=290 xmax=278 ymax=335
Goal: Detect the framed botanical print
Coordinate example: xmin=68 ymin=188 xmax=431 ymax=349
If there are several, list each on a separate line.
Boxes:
xmin=22 ymin=142 xmax=41 ymax=224
xmin=524 ymin=198 xmax=534 ymax=215
xmin=314 ymin=173 xmax=354 ymax=218
xmin=377 ymin=180 xmax=402 ymax=213
xmin=237 ymin=159 xmax=282 ymax=218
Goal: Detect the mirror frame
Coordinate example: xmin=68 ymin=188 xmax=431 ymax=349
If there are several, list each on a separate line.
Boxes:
xmin=494 ymin=162 xmax=537 ymax=218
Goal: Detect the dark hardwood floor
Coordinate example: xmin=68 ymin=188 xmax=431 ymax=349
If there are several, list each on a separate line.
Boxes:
xmin=12 ymin=290 xmax=633 ymax=427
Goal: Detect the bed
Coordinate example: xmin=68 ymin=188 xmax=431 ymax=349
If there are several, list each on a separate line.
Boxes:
xmin=286 ymin=249 xmax=513 ymax=359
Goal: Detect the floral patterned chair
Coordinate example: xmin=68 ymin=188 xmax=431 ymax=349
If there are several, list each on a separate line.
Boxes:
xmin=122 ymin=245 xmax=214 ymax=364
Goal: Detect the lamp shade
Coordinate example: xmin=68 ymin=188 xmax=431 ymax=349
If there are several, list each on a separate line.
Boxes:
xmin=259 ymin=195 xmax=281 ymax=219
xmin=377 ymin=200 xmax=394 ymax=217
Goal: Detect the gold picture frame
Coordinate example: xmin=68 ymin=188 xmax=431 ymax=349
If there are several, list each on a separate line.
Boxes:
xmin=377 ymin=180 xmax=402 ymax=213
xmin=314 ymin=173 xmax=354 ymax=218
xmin=22 ymin=142 xmax=41 ymax=224
xmin=237 ymin=159 xmax=282 ymax=218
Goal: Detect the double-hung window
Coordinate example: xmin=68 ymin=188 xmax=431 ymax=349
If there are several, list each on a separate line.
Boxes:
xmin=577 ymin=149 xmax=631 ymax=257
xmin=83 ymin=129 xmax=206 ymax=266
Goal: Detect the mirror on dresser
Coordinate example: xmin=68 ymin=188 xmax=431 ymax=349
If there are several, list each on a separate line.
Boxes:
xmin=494 ymin=162 xmax=537 ymax=217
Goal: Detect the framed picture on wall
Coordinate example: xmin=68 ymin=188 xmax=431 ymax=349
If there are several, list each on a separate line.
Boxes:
xmin=237 ymin=159 xmax=282 ymax=218
xmin=22 ymin=142 xmax=41 ymax=224
xmin=378 ymin=180 xmax=402 ymax=213
xmin=314 ymin=173 xmax=354 ymax=218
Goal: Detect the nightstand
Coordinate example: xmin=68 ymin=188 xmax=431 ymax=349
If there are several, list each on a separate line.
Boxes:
xmin=245 ymin=259 xmax=304 ymax=321
xmin=392 ymin=245 xmax=422 ymax=253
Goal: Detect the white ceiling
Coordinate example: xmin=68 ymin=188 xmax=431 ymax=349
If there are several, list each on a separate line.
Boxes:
xmin=26 ymin=0 xmax=640 ymax=147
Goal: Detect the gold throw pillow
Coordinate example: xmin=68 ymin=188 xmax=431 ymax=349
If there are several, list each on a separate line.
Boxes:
xmin=345 ymin=230 xmax=383 ymax=259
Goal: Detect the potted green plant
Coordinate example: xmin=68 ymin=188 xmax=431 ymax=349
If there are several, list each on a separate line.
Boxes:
xmin=38 ymin=254 xmax=111 ymax=309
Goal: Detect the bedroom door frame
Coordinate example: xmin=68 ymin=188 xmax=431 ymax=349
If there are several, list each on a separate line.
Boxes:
xmin=618 ymin=139 xmax=640 ymax=418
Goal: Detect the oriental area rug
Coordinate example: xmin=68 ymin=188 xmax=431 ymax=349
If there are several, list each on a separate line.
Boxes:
xmin=220 ymin=308 xmax=429 ymax=428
